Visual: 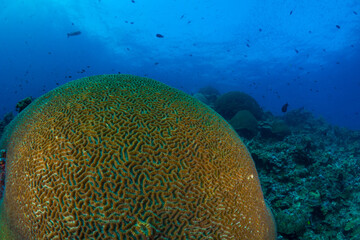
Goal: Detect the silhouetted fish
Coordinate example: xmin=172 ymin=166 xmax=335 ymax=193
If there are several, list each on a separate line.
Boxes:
xmin=281 ymin=103 xmax=289 ymax=112
xmin=290 ymin=10 xmax=293 ymax=15
xmin=336 ymin=25 xmax=341 ymax=29
xmin=156 ymin=34 xmax=164 ymax=38
xmin=295 ymin=49 xmax=299 ymax=53
xmin=353 ymin=11 xmax=358 ymax=15
xmin=67 ymin=31 xmax=81 ymax=37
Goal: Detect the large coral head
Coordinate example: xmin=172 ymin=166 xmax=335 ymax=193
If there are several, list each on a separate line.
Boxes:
xmin=0 ymin=74 xmax=275 ymax=239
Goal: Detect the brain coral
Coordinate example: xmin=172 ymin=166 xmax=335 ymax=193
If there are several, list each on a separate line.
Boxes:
xmin=0 ymin=74 xmax=275 ymax=239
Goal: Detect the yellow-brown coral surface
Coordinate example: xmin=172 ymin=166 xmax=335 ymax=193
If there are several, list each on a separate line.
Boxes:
xmin=0 ymin=74 xmax=276 ymax=239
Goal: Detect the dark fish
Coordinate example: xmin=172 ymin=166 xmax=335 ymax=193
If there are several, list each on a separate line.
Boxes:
xmin=67 ymin=31 xmax=81 ymax=37
xmin=131 ymin=0 xmax=135 ymax=3
xmin=156 ymin=33 xmax=164 ymax=38
xmin=336 ymin=25 xmax=341 ymax=29
xmin=259 ymin=28 xmax=262 ymax=32
xmin=295 ymin=49 xmax=299 ymax=53
xmin=281 ymin=103 xmax=289 ymax=112
xmin=180 ymin=15 xmax=184 ymax=19
xmin=290 ymin=10 xmax=293 ymax=15
xmin=353 ymin=11 xmax=358 ymax=15
xmin=246 ymin=43 xmax=250 ymax=47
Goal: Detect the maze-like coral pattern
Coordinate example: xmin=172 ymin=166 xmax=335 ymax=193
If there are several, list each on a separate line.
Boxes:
xmin=0 ymin=74 xmax=275 ymax=239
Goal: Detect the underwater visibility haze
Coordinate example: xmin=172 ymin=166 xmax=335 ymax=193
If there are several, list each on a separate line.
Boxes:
xmin=0 ymin=0 xmax=360 ymax=239
xmin=0 ymin=0 xmax=359 ymax=129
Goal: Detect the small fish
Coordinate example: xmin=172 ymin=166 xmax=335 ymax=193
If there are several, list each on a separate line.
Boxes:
xmin=156 ymin=33 xmax=164 ymax=38
xmin=180 ymin=15 xmax=185 ymax=19
xmin=290 ymin=10 xmax=293 ymax=15
xmin=259 ymin=28 xmax=262 ymax=32
xmin=281 ymin=103 xmax=289 ymax=112
xmin=246 ymin=43 xmax=250 ymax=47
xmin=295 ymin=49 xmax=299 ymax=53
xmin=336 ymin=25 xmax=341 ymax=29
xmin=131 ymin=0 xmax=135 ymax=3
xmin=353 ymin=11 xmax=358 ymax=15
xmin=67 ymin=31 xmax=81 ymax=37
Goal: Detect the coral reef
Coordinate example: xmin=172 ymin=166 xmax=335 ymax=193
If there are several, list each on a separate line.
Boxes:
xmin=259 ymin=118 xmax=291 ymax=140
xmin=197 ymin=86 xmax=220 ymax=108
xmin=193 ymin=92 xmax=209 ymax=105
xmin=0 ymin=74 xmax=275 ymax=239
xmin=215 ymin=91 xmax=264 ymax=120
xmin=0 ymin=113 xmax=14 ymax=138
xmin=194 ymin=88 xmax=360 ymax=239
xmin=15 ymin=96 xmax=34 ymax=113
xmin=229 ymin=110 xmax=258 ymax=138
xmin=244 ymin=108 xmax=360 ymax=239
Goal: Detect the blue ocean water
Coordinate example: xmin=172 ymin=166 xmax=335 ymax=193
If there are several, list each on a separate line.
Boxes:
xmin=0 ymin=0 xmax=359 ymax=130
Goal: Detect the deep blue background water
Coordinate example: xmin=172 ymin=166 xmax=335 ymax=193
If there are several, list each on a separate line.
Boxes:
xmin=0 ymin=0 xmax=359 ymax=129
